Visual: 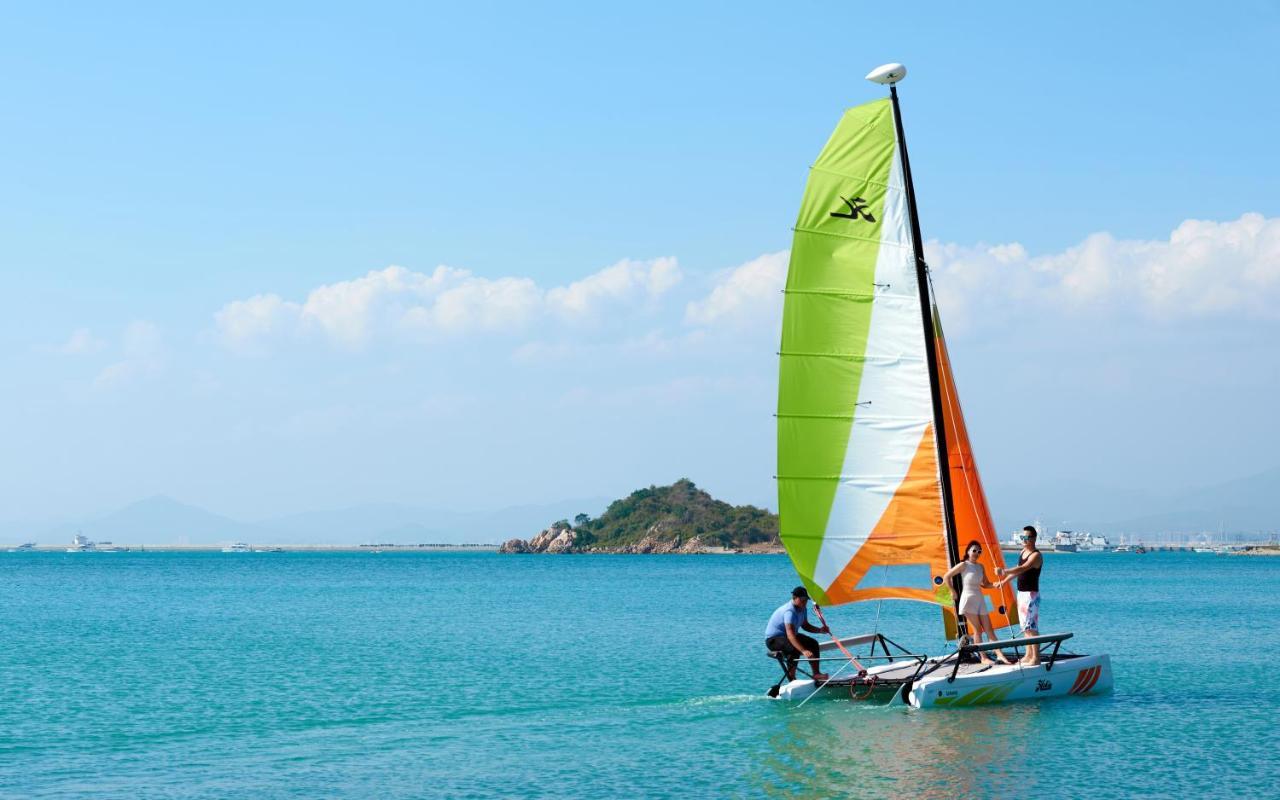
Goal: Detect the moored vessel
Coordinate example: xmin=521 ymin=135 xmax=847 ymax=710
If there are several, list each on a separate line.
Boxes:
xmin=67 ymin=533 xmax=96 ymax=553
xmin=1052 ymin=531 xmax=1079 ymax=553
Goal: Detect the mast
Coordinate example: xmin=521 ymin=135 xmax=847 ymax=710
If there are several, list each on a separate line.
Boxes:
xmin=871 ymin=65 xmax=964 ymax=624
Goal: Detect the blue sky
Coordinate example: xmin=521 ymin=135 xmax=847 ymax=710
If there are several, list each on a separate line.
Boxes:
xmin=2 ymin=3 xmax=1278 ymax=524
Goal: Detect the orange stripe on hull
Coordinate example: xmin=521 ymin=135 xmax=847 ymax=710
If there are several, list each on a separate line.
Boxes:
xmin=1081 ymin=665 xmax=1102 ymax=694
xmin=1070 ymin=666 xmax=1099 ymax=695
xmin=1069 ymin=668 xmax=1090 ymax=694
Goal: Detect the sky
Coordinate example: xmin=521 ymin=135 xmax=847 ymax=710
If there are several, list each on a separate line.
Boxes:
xmin=2 ymin=2 xmax=1278 ymax=525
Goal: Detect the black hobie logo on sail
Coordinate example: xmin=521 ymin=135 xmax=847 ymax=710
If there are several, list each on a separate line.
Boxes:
xmin=830 ymin=194 xmax=875 ymax=223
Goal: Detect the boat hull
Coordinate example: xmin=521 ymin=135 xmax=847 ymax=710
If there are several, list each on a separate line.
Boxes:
xmin=773 ymin=659 xmax=921 ymax=702
xmin=908 ymin=654 xmax=1112 ymax=708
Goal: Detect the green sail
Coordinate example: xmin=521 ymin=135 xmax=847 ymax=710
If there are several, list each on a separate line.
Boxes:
xmin=777 ymin=99 xmax=899 ymax=602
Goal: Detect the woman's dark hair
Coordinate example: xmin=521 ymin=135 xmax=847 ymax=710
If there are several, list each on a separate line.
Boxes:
xmin=965 ymin=539 xmax=982 ymax=556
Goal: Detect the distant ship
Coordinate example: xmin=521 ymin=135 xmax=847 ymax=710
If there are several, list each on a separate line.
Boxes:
xmin=1052 ymin=531 xmax=1079 ymax=553
xmin=8 ymin=542 xmax=36 ymax=552
xmin=1114 ymin=542 xmax=1147 ymax=554
xmin=1076 ymin=533 xmax=1111 ymax=552
xmin=67 ymin=533 xmax=96 ymax=553
xmin=222 ymin=542 xmax=252 ymax=553
xmin=1004 ymin=529 xmax=1110 ymax=552
xmin=67 ymin=534 xmax=118 ymax=552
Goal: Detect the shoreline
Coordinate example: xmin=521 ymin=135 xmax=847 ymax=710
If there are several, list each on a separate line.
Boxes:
xmin=8 ymin=544 xmax=1277 ymax=556
xmin=5 ymin=544 xmax=500 ymax=553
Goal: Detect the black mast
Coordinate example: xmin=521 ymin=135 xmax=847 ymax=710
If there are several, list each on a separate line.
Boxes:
xmin=887 ymin=82 xmax=965 ymax=631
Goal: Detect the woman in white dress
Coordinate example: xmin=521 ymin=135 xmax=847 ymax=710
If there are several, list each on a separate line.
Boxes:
xmin=942 ymin=540 xmax=1013 ymax=665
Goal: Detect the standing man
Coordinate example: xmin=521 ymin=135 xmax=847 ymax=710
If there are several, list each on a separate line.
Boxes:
xmin=765 ymin=586 xmax=830 ymax=681
xmin=997 ymin=526 xmax=1044 ymax=666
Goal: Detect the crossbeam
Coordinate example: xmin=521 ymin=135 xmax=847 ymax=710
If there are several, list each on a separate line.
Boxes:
xmin=819 ymin=633 xmax=879 ymax=652
xmin=959 ymin=632 xmax=1072 ymax=653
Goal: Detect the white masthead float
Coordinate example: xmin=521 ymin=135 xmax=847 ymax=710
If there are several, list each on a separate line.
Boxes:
xmin=768 ymin=63 xmax=1112 ymax=707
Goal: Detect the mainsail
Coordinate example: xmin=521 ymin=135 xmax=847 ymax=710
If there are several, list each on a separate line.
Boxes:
xmin=777 ymin=97 xmax=1012 ymax=638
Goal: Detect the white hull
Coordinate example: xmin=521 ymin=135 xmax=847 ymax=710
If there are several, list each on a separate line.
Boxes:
xmin=769 ymin=633 xmax=1112 ymax=709
xmin=908 ymin=653 xmax=1112 ymax=708
xmin=774 ymin=660 xmax=908 ymax=702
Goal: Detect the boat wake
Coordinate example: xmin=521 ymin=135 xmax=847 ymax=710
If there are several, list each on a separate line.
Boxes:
xmin=680 ymin=693 xmax=769 ymax=708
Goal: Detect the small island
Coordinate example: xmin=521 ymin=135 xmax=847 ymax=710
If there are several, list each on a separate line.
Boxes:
xmin=499 ymin=479 xmax=781 ymax=554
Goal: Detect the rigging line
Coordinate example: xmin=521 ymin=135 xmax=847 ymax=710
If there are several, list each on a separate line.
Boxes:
xmin=793 ymin=656 xmax=855 ymax=710
xmin=812 ymin=604 xmax=866 ymax=675
xmin=871 ymin=561 xmax=889 ymax=637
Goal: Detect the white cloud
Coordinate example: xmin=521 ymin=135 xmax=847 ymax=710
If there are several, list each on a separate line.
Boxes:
xmin=929 ymin=213 xmax=1280 ymax=329
xmin=55 ymin=328 xmax=107 ymax=355
xmin=546 ymin=257 xmax=682 ymax=319
xmin=684 ymin=251 xmax=788 ymax=327
xmin=212 ymin=214 xmax=1279 ymax=356
xmin=94 ymin=321 xmax=164 ymax=389
xmin=216 ymin=258 xmax=681 ymax=351
xmin=298 ymin=266 xmax=460 ymax=347
xmin=412 ymin=275 xmax=542 ymax=334
xmin=214 ymin=294 xmax=301 ymax=352
xmin=677 ymin=215 xmax=1280 ymax=340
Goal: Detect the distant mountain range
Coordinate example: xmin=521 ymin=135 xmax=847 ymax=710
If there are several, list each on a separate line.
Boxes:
xmin=989 ymin=465 xmax=1280 ymax=536
xmin=7 ymin=495 xmax=610 ymax=547
xmin=3 ymin=463 xmax=1275 ymax=546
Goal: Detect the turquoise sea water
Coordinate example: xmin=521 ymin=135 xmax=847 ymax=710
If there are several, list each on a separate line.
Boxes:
xmin=1 ymin=551 xmax=1276 ymax=798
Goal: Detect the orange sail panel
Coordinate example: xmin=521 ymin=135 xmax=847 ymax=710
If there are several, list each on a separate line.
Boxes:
xmin=824 ymin=424 xmax=953 ymax=606
xmin=935 ymin=312 xmax=1019 ymax=634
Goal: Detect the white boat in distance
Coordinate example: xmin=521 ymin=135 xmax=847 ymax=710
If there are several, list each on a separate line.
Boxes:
xmin=1052 ymin=532 xmax=1079 ymax=553
xmin=9 ymin=542 xmax=36 ymax=552
xmin=67 ymin=533 xmax=95 ymax=552
xmin=1010 ymin=529 xmax=1110 ymax=552
xmin=222 ymin=542 xmax=252 ymax=553
xmin=769 ymin=63 xmax=1111 ymax=708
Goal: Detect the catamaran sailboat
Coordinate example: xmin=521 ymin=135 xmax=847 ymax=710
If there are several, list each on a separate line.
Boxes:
xmin=770 ymin=63 xmax=1112 ymax=708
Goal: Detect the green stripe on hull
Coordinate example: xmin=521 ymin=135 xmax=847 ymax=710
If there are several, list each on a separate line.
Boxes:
xmin=932 ymin=681 xmax=1016 ymax=707
xmin=778 ymin=98 xmax=897 ymax=594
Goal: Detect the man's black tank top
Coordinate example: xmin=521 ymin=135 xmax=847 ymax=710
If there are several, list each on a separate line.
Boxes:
xmin=1017 ymin=550 xmax=1041 ymax=592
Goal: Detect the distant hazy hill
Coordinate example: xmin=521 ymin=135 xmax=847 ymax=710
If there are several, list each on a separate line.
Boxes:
xmin=572 ymin=478 xmax=779 ymax=550
xmin=256 ymin=503 xmax=448 ymax=545
xmin=42 ymin=496 xmax=260 ymax=546
xmin=258 ymin=497 xmax=609 ymax=545
xmin=990 ymin=465 xmax=1280 ymax=535
xmin=26 ymin=494 xmax=611 ymax=547
xmin=1104 ymin=466 xmax=1280 ymax=534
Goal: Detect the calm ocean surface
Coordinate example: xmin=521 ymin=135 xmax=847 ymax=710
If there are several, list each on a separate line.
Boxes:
xmin=1 ymin=550 xmax=1275 ymax=798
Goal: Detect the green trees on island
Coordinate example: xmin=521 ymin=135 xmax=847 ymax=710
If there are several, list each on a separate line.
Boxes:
xmin=572 ymin=478 xmax=778 ymax=550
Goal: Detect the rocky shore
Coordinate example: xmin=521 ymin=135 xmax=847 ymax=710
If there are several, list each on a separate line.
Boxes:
xmin=498 ymin=479 xmax=782 ymax=554
xmin=498 ymin=524 xmax=781 ymax=555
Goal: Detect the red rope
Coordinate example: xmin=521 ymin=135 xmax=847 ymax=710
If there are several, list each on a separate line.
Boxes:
xmin=813 ymin=604 xmax=866 ymax=674
xmin=850 ymin=675 xmax=877 ymax=701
